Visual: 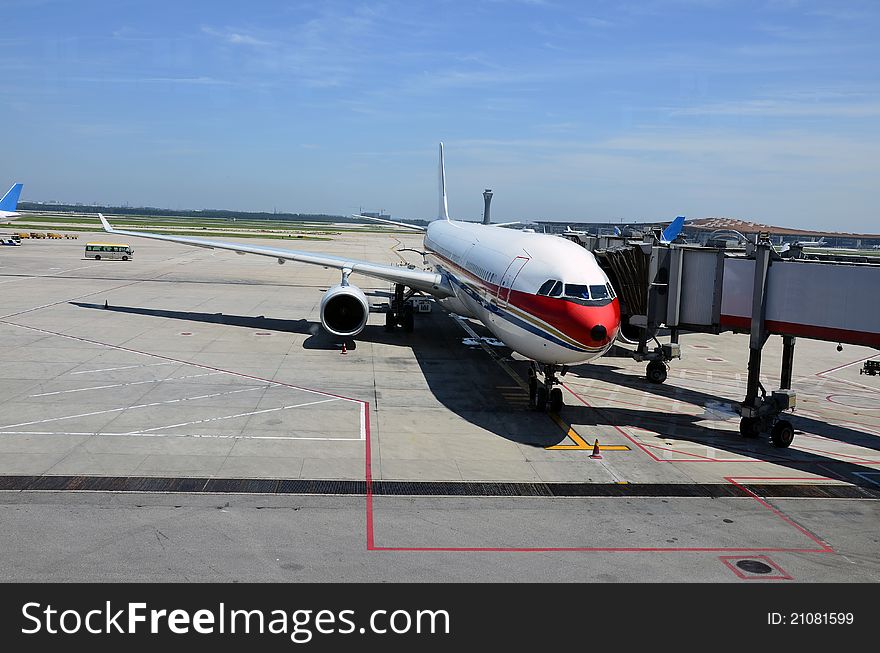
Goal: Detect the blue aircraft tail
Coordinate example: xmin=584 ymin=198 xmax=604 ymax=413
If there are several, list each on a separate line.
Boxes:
xmin=660 ymin=215 xmax=685 ymax=244
xmin=0 ymin=183 xmax=23 ymax=212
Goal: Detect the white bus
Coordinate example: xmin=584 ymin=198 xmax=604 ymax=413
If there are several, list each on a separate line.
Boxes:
xmin=85 ymin=242 xmax=133 ymax=261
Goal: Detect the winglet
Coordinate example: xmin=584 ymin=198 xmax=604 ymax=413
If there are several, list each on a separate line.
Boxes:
xmin=98 ymin=213 xmax=113 ymax=232
xmin=661 ymin=215 xmax=685 ymax=244
xmin=438 ymin=142 xmax=449 ymax=221
xmin=0 ymin=183 xmax=22 ymax=212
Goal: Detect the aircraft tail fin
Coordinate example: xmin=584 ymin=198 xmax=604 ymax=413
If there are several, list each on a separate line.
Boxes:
xmin=438 ymin=142 xmax=449 ymax=221
xmin=0 ymin=183 xmax=23 ymax=212
xmin=661 ymin=215 xmax=685 ymax=244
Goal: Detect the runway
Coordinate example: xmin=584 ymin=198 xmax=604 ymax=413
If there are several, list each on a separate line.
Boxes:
xmin=0 ymin=232 xmax=878 ymax=581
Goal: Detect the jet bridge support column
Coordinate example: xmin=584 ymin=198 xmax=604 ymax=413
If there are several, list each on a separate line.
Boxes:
xmin=780 ymin=335 xmax=795 ymax=390
xmin=634 ymin=246 xmax=680 ymax=384
xmin=738 ymin=235 xmax=797 ymax=447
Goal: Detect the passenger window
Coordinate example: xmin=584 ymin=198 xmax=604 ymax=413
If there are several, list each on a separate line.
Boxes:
xmin=590 ymin=284 xmax=609 ymax=299
xmin=538 ymin=279 xmax=556 ymax=296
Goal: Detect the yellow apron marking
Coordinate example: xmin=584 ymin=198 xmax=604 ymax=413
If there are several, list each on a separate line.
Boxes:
xmin=546 ymin=413 xmax=631 ymax=451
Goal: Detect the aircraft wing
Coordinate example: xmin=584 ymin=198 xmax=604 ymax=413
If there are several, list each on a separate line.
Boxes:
xmin=98 ymin=214 xmax=452 ymax=297
xmin=352 ymin=214 xmax=427 ymax=232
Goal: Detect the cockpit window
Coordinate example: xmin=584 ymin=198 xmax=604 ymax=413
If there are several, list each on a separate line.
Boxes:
xmin=537 ymin=279 xmax=556 ymax=296
xmin=564 ymin=284 xmax=591 ymax=299
xmin=590 ymin=284 xmax=609 ymax=299
xmin=550 ymin=280 xmax=563 ymax=297
xmin=606 ymin=282 xmax=616 ymax=298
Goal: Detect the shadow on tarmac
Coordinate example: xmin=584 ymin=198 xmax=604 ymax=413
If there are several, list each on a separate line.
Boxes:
xmin=70 ymin=301 xmax=880 ymax=482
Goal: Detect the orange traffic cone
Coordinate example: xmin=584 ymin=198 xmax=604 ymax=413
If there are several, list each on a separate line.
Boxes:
xmin=341 ymin=342 xmax=347 ymax=355
xmin=589 ymin=439 xmax=602 ymax=459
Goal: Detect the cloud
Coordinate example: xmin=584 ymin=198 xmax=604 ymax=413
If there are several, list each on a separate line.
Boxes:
xmin=201 ymin=27 xmax=273 ymax=48
xmin=73 ymin=76 xmax=233 ymax=86
xmin=581 ymin=16 xmax=613 ymax=28
xmin=669 ymin=98 xmax=880 ymax=118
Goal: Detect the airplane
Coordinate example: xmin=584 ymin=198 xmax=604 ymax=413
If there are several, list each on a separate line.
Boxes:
xmin=660 ymin=215 xmax=686 ymax=244
xmin=563 ymin=217 xmax=685 ymax=243
xmin=0 ymin=183 xmax=23 ymax=221
xmin=97 ymin=144 xmax=621 ymax=412
xmin=794 ymin=236 xmax=827 ymax=247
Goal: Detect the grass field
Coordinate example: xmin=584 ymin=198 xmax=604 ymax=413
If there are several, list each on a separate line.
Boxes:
xmin=14 ymin=213 xmax=410 ymax=234
xmin=3 ymin=212 xmax=417 ymax=240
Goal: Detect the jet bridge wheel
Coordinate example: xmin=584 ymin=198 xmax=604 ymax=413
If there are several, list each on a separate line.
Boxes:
xmin=739 ymin=417 xmax=761 ymax=438
xmin=646 ymin=360 xmax=668 ymax=384
xmin=771 ymin=420 xmax=795 ymax=448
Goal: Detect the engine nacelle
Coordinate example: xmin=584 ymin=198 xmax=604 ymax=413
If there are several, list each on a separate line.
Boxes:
xmin=320 ymin=283 xmax=369 ymax=337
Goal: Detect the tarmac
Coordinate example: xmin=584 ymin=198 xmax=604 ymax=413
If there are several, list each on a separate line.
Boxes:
xmin=0 ymin=231 xmax=878 ymax=582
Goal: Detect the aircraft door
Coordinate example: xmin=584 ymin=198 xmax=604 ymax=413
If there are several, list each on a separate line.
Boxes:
xmin=497 ymin=256 xmax=529 ymax=307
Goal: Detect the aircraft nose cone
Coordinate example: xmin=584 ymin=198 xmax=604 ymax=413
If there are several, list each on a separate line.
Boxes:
xmin=590 ymin=324 xmax=607 ymax=342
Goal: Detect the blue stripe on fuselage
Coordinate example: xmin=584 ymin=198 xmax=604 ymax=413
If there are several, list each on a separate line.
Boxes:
xmin=441 ymin=266 xmax=588 ymax=353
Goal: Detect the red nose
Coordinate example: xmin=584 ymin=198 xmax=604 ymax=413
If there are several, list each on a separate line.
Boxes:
xmin=578 ymin=300 xmax=620 ymax=346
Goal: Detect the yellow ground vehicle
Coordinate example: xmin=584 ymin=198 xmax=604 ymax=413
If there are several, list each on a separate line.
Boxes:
xmin=16 ymin=232 xmax=29 ymax=239
xmin=29 ymin=232 xmax=45 ymax=239
xmin=46 ymin=232 xmax=63 ymax=239
xmin=85 ymin=243 xmax=133 ymax=261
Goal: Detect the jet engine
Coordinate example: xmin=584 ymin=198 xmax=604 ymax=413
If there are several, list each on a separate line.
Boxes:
xmin=320 ymin=283 xmax=369 ymax=337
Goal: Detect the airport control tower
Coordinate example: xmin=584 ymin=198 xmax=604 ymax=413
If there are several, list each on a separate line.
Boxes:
xmin=482 ymin=189 xmax=493 ymax=225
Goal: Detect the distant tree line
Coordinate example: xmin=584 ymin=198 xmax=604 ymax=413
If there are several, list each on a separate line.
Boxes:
xmin=19 ymin=202 xmax=355 ymax=223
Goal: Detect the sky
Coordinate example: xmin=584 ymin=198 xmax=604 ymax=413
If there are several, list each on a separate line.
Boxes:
xmin=1 ymin=0 xmax=878 ymax=231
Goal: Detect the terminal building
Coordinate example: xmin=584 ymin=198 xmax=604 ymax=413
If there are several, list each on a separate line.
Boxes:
xmin=529 ymin=217 xmax=880 ymax=249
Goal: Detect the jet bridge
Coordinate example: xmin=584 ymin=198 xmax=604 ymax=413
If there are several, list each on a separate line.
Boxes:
xmin=576 ymin=233 xmax=880 ymax=448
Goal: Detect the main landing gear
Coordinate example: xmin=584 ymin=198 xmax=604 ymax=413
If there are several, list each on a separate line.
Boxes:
xmin=528 ymin=363 xmax=567 ymax=413
xmin=385 ymin=283 xmax=414 ymax=333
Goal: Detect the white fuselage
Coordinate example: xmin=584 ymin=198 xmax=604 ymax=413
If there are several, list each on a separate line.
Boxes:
xmin=423 ymin=221 xmax=621 ymax=365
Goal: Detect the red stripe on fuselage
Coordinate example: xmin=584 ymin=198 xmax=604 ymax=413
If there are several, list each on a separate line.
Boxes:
xmin=508 ymin=290 xmax=621 ymax=349
xmin=427 ymin=248 xmax=621 ymax=350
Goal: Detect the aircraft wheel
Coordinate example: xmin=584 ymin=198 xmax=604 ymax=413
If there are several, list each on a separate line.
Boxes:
xmin=771 ymin=420 xmax=795 ymax=448
xmin=739 ymin=416 xmax=761 ymax=438
xmin=646 ymin=360 xmax=667 ymax=384
xmin=535 ymin=387 xmax=548 ymax=412
xmin=549 ymin=387 xmax=563 ymax=413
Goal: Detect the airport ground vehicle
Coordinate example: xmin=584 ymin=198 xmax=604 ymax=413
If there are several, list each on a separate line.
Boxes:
xmin=85 ymin=242 xmax=133 ymax=261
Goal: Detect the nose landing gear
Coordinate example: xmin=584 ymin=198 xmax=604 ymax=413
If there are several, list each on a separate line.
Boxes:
xmin=528 ymin=363 xmax=567 ymax=413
